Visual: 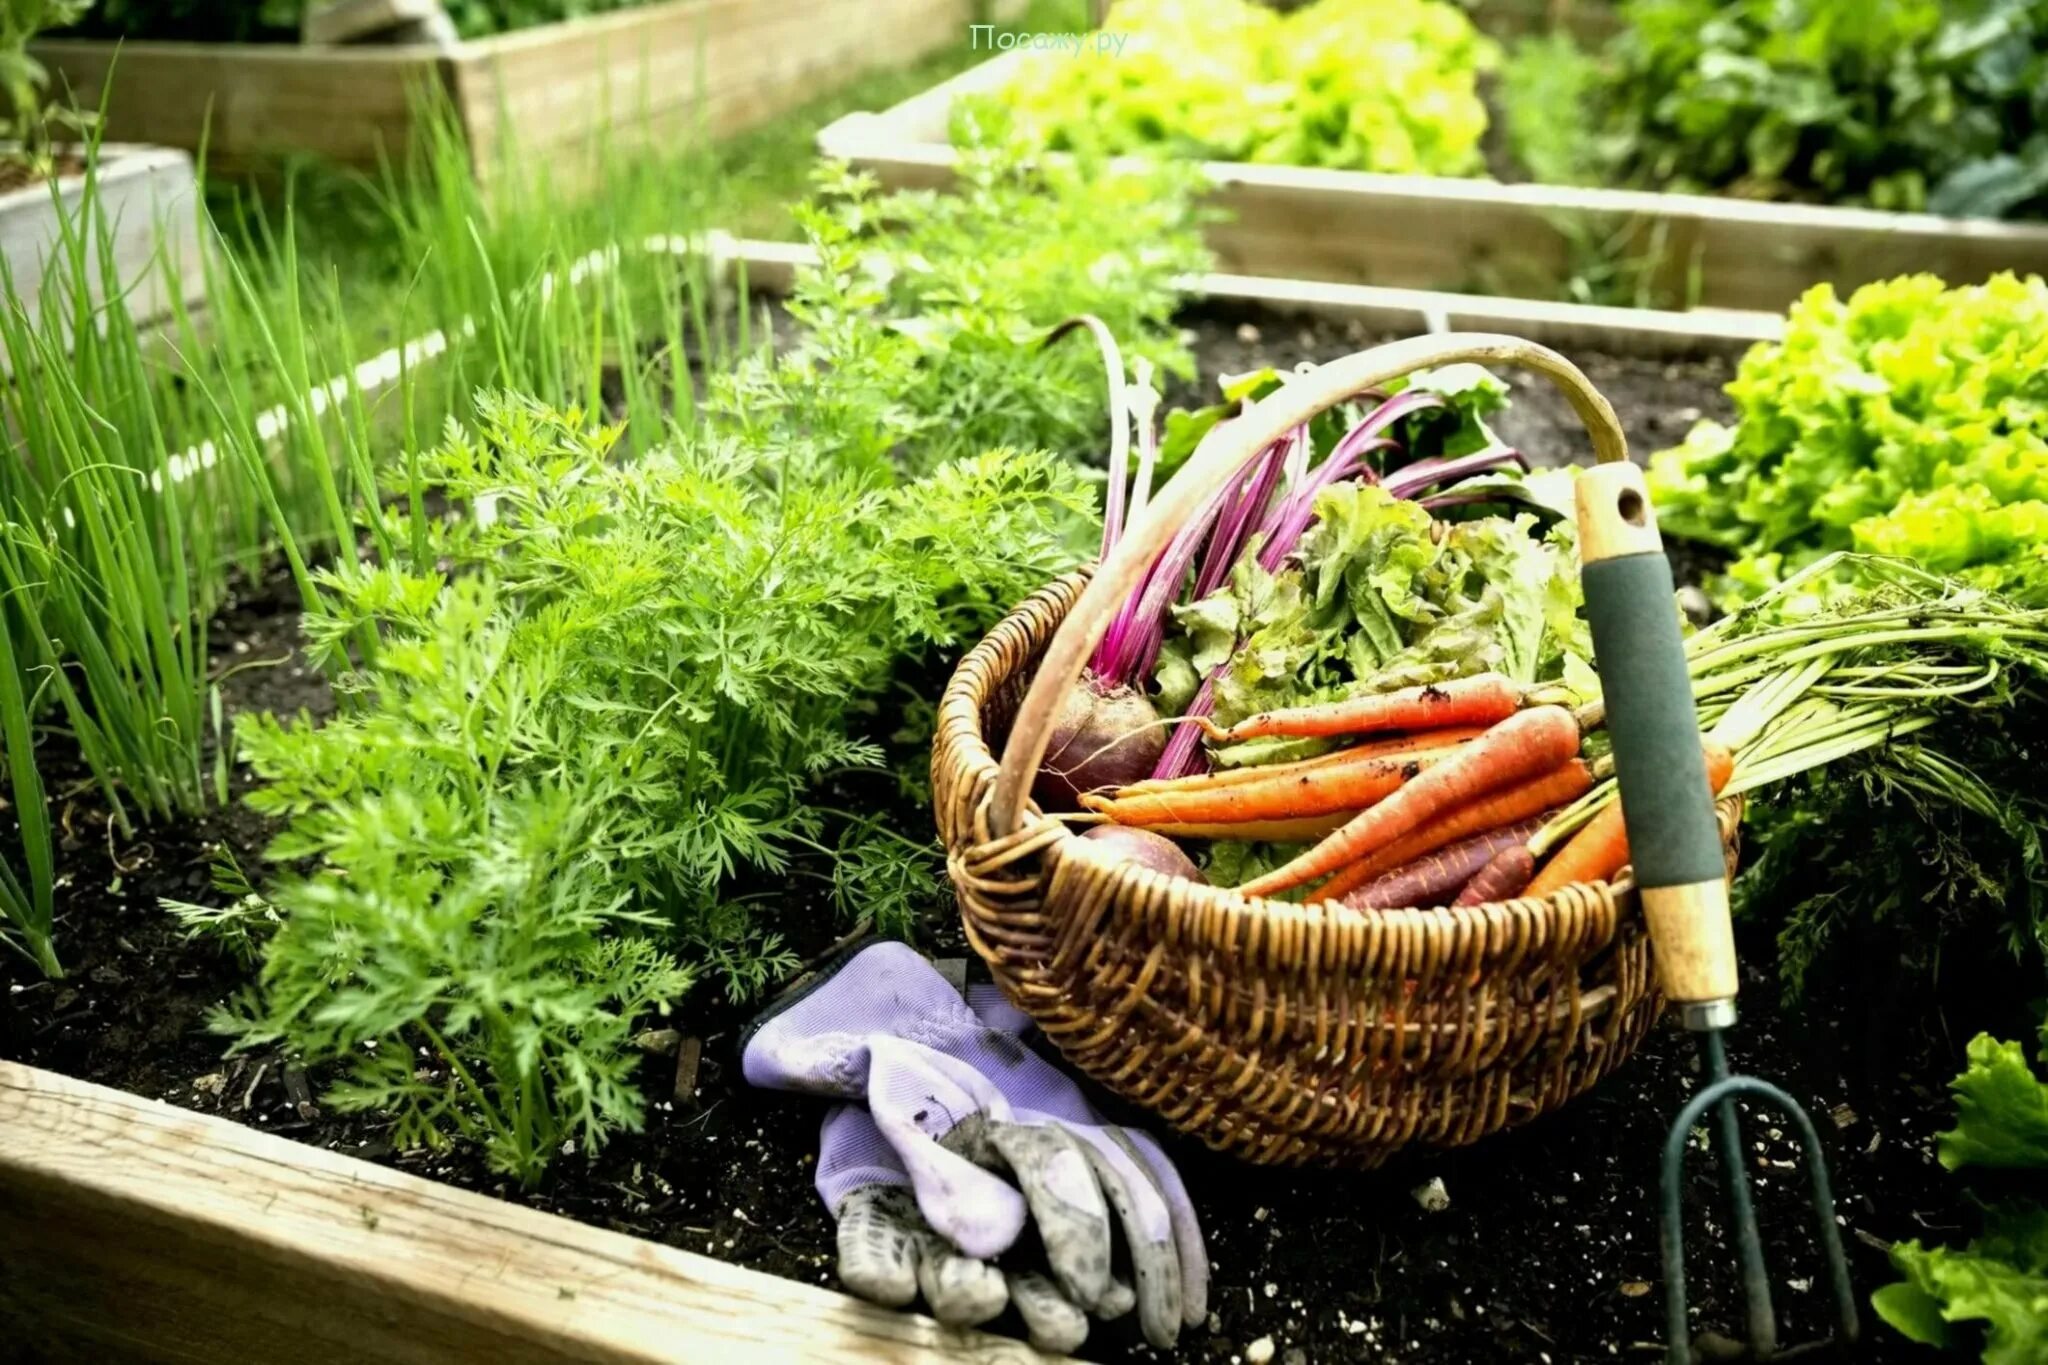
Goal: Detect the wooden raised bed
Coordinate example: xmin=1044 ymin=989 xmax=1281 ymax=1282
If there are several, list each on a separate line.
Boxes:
xmin=0 ymin=144 xmax=206 ymax=364
xmin=818 ymin=48 xmax=2048 ymax=314
xmin=1 ymin=240 xmax=1781 ymax=1363
xmin=0 ymin=1061 xmax=1062 ymax=1363
xmin=34 ymin=0 xmax=1027 ymax=182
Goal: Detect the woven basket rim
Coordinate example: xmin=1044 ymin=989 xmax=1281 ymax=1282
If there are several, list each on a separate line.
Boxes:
xmin=938 ymin=566 xmax=1742 ymax=975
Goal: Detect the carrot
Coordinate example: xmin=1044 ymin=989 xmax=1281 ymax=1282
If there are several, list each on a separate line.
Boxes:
xmin=1079 ymin=745 xmax=1459 ymax=827
xmin=1453 ymin=844 xmax=1537 ymax=907
xmin=1316 ymin=757 xmax=1596 ymax=902
xmin=1138 ymin=812 xmax=1361 ymax=842
xmin=1201 ymin=673 xmax=1522 ymax=744
xmin=1523 ymin=742 xmax=1736 ymax=900
xmin=1110 ymin=726 xmax=1488 ymax=799
xmin=1238 ymin=705 xmax=1583 ymax=898
xmin=1343 ymin=816 xmax=1546 ymax=910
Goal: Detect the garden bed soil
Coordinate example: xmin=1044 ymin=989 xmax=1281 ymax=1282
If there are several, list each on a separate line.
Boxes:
xmin=3 ymin=309 xmax=1981 ymax=1364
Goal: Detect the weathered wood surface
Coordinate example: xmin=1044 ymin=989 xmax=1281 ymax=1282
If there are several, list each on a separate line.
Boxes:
xmin=0 ymin=1060 xmax=1063 ymax=1364
xmin=0 ymin=145 xmax=208 ymax=365
xmin=34 ymin=0 xmax=1028 ymax=179
xmin=821 ymin=50 xmax=2048 ymax=313
xmin=708 ymin=233 xmax=1781 ymax=360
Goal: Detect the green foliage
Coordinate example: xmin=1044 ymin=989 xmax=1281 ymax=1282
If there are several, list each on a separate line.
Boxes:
xmin=1875 ymin=1019 xmax=2048 ymax=1364
xmin=1649 ymin=273 xmax=2048 ymax=604
xmin=212 ymin=145 xmax=1197 ymax=1177
xmin=981 ymin=0 xmax=1496 ymax=175
xmin=719 ymin=153 xmax=1203 ymax=479
xmin=1508 ymin=0 xmax=2048 ymax=218
xmin=222 ymin=395 xmax=1091 ymax=1181
xmin=1 ymin=0 xmax=90 ymax=173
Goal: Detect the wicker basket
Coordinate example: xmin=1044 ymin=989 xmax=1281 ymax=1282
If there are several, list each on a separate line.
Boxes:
xmin=932 ymin=334 xmax=1742 ymax=1167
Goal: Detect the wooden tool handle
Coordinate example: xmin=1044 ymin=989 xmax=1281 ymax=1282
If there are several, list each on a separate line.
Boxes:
xmin=989 ymin=332 xmax=1629 ymax=840
xmin=1575 ymin=463 xmax=1737 ymax=1025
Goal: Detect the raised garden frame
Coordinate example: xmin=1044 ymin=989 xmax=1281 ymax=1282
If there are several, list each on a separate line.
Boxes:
xmin=0 ymin=144 xmax=206 ymax=360
xmin=33 ymin=0 xmax=1027 ymax=183
xmin=818 ymin=48 xmax=2048 ymax=314
xmin=0 ymin=239 xmax=1778 ymax=1362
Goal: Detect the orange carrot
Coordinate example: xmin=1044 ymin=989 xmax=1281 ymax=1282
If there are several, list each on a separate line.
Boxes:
xmin=1453 ymin=844 xmax=1537 ymax=906
xmin=1139 ymin=812 xmax=1361 ymax=842
xmin=1079 ymin=745 xmax=1458 ymax=828
xmin=1110 ymin=726 xmax=1487 ymax=799
xmin=1523 ymin=742 xmax=1736 ymax=900
xmin=1316 ymin=757 xmax=1596 ymax=902
xmin=1238 ymin=705 xmax=1583 ymax=898
xmin=1343 ymin=816 xmax=1546 ymax=910
xmin=1201 ymin=673 xmax=1522 ymax=744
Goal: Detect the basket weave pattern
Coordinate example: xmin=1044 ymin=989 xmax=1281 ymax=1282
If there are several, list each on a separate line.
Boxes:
xmin=934 ymin=573 xmax=1742 ymax=1167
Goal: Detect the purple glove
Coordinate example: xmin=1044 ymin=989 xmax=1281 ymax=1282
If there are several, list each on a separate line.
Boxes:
xmin=743 ymin=942 xmax=1208 ymax=1348
xmin=817 ymin=1104 xmax=1091 ymax=1352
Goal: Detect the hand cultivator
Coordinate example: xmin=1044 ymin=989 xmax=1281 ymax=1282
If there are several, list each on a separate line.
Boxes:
xmin=1574 ymin=463 xmax=1859 ymax=1363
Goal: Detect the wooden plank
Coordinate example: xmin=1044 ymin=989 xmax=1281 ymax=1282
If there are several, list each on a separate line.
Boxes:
xmin=0 ymin=145 xmax=209 ymax=370
xmin=825 ymin=54 xmax=2048 ymax=313
xmin=706 ymin=233 xmax=1781 ymax=360
xmin=0 ymin=1060 xmax=1064 ymax=1365
xmin=31 ymin=38 xmax=443 ymax=176
xmin=455 ymin=0 xmax=994 ymax=186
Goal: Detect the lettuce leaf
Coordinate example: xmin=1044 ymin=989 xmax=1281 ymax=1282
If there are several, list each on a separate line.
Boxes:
xmin=1160 ymin=484 xmax=1593 ymax=729
xmin=1877 ymin=1202 xmax=2048 ymax=1365
xmin=1941 ymin=1022 xmax=2048 ymax=1172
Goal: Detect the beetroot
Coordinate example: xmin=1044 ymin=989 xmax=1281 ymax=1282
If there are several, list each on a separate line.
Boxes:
xmin=1034 ymin=681 xmax=1164 ymax=808
xmin=1080 ymin=823 xmax=1205 ymax=884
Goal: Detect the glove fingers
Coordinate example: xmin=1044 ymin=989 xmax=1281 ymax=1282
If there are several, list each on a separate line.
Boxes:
xmin=833 ymin=1186 xmax=921 ymax=1309
xmin=1074 ymin=1137 xmax=1183 ymax=1349
xmin=985 ymin=1120 xmax=1113 ymax=1310
xmin=1097 ymin=1275 xmax=1136 ymax=1319
xmin=911 ymin=1232 xmax=1008 ymax=1327
xmin=867 ymin=1041 xmax=1027 ymax=1259
xmin=1005 ymin=1270 xmax=1090 ymax=1355
xmin=1108 ymin=1126 xmax=1210 ymax=1327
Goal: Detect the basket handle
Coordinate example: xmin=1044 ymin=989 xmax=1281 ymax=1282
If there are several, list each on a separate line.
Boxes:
xmin=988 ymin=332 xmax=1631 ymax=839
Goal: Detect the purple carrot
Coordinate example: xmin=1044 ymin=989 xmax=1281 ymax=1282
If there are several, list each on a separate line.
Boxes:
xmin=1342 ymin=816 xmax=1546 ymax=910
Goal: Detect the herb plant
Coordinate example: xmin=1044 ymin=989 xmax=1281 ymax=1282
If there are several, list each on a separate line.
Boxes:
xmin=984 ymin=0 xmax=1496 ymax=176
xmin=219 ymin=395 xmax=1091 ymax=1180
xmin=1504 ymin=0 xmax=2048 ymax=218
xmin=211 ymin=146 xmax=1200 ymax=1179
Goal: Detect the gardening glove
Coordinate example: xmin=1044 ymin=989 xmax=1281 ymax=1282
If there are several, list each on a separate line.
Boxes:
xmin=742 ymin=941 xmax=1208 ymax=1347
xmin=818 ymin=1102 xmax=1092 ymax=1353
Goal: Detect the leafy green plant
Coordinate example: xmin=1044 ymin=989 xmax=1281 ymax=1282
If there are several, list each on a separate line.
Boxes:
xmin=1649 ymin=273 xmax=2048 ymax=604
xmin=983 ymin=0 xmax=1496 ymax=176
xmin=1505 ymin=0 xmax=2048 ymax=218
xmin=2 ymin=0 xmax=90 ymax=177
xmin=1875 ymin=1017 xmax=2048 ymax=1363
xmin=1643 ymin=271 xmax=2048 ymax=996
xmin=218 ymin=394 xmax=1091 ymax=1181
xmin=207 ymin=142 xmax=1200 ymax=1178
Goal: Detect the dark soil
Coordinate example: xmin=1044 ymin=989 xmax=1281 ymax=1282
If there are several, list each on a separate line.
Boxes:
xmin=2 ymin=309 xmax=1973 ymax=1365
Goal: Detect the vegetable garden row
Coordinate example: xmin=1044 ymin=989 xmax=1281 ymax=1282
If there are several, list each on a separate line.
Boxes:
xmin=4 ymin=1 xmax=2048 ymax=1362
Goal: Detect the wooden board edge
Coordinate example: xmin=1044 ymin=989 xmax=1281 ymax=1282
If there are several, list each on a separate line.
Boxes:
xmin=0 ymin=1060 xmax=1069 ymax=1364
xmin=706 ymin=233 xmax=1781 ymax=360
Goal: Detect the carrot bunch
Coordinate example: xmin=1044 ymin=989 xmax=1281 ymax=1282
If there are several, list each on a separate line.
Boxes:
xmin=1081 ymin=670 xmax=1735 ymax=910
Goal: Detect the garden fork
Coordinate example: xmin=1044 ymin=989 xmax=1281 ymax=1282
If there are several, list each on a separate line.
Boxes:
xmin=1575 ymin=462 xmax=1860 ymax=1363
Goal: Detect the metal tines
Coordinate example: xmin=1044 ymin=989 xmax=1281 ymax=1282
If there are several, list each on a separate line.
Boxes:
xmin=1658 ymin=1014 xmax=1860 ymax=1362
